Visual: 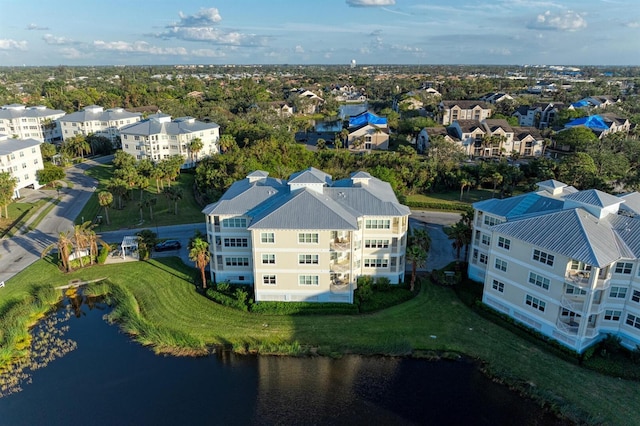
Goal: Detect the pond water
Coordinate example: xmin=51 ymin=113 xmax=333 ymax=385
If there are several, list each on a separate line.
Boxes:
xmin=0 ymin=298 xmax=566 ymax=425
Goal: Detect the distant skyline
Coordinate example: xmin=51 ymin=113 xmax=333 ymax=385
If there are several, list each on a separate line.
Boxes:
xmin=0 ymin=0 xmax=638 ymax=66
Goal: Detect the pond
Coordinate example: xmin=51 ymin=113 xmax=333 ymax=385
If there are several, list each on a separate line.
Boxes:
xmin=0 ymin=297 xmax=566 ymax=425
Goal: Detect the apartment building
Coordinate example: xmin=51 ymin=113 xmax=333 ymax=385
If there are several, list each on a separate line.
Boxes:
xmin=58 ymin=105 xmax=141 ymax=146
xmin=439 ymin=100 xmax=492 ymax=125
xmin=202 ymin=168 xmax=410 ymax=304
xmin=0 ymin=135 xmax=44 ymax=198
xmin=469 ymin=179 xmax=640 ymax=352
xmin=0 ymin=104 xmax=65 ymax=143
xmin=119 ymin=113 xmax=220 ymax=168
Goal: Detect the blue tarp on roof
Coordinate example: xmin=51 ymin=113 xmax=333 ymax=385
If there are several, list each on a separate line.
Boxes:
xmin=565 ymin=115 xmax=609 ymax=131
xmin=571 ymin=100 xmax=590 ymax=108
xmin=348 ymin=111 xmax=387 ymax=128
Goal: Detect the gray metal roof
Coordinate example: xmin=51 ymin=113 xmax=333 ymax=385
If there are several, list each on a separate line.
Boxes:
xmin=0 ymin=137 xmax=41 ymax=154
xmin=288 ymin=167 xmax=331 ymax=185
xmin=202 ymin=177 xmax=286 ymax=216
xmin=0 ymin=104 xmax=65 ymax=119
xmin=248 ymin=188 xmax=359 ymax=230
xmin=120 ymin=116 xmax=219 ymax=137
xmin=58 ymin=106 xmax=141 ymax=123
xmin=618 ymin=192 xmax=640 ymax=216
xmin=537 ymin=179 xmax=567 ymax=190
xmin=564 ymin=189 xmax=623 ymax=208
xmin=492 ymin=208 xmax=630 ymax=268
xmin=474 ymin=193 xmax=563 ymax=219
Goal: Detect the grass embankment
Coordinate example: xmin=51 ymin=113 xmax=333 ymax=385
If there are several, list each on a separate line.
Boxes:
xmin=2 ymin=258 xmax=639 ymax=424
xmin=77 ymin=162 xmax=205 ymax=230
xmin=0 ymin=199 xmax=51 ymax=238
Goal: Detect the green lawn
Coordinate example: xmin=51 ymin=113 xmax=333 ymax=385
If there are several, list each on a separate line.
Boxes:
xmin=0 ymin=199 xmax=50 ymax=238
xmin=1 ymin=258 xmax=639 ymax=424
xmin=77 ymin=163 xmax=205 ymax=230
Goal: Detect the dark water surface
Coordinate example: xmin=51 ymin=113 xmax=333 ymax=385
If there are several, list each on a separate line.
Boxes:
xmin=0 ymin=300 xmax=565 ymax=425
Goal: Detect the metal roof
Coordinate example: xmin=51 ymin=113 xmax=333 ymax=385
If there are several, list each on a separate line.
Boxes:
xmin=288 ymin=167 xmax=331 ymax=185
xmin=492 ymin=208 xmax=630 ymax=268
xmin=564 ymin=189 xmax=623 ymax=208
xmin=474 ymin=193 xmax=563 ymax=219
xmin=0 ymin=137 xmax=41 ymax=154
xmin=120 ymin=116 xmax=219 ymax=137
xmin=58 ymin=106 xmax=141 ymax=123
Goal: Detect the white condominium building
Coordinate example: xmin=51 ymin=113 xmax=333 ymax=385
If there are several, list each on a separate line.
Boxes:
xmin=470 ymin=179 xmax=640 ymax=353
xmin=202 ymin=168 xmax=410 ymax=304
xmin=58 ymin=105 xmax=142 ymax=146
xmin=0 ymin=104 xmax=65 ymax=143
xmin=120 ymin=113 xmax=219 ymax=168
xmin=0 ymin=135 xmax=44 ymax=198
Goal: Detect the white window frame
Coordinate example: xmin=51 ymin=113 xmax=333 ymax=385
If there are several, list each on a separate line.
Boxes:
xmin=299 ymin=275 xmax=319 ymax=286
xmin=497 ymin=236 xmax=510 ymax=250
xmin=492 ymin=279 xmax=505 ymax=293
xmin=494 ymin=258 xmax=507 ymax=272
xmin=528 ymin=272 xmax=550 ymax=290
xmin=298 ymin=233 xmax=319 ymax=244
xmin=262 ymin=275 xmax=276 ymax=285
xmin=525 ymin=294 xmax=546 ymax=312
xmin=261 ymin=254 xmax=275 ymax=264
xmin=261 ymin=233 xmax=275 ymax=243
xmin=533 ymin=249 xmax=554 ymax=266
xmin=298 ymin=254 xmax=319 ymax=265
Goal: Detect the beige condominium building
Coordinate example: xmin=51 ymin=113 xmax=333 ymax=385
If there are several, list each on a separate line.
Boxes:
xmin=0 ymin=104 xmax=65 ymax=143
xmin=58 ymin=105 xmax=142 ymax=146
xmin=202 ymin=167 xmax=410 ymax=304
xmin=0 ymin=135 xmax=44 ymax=198
xmin=469 ymin=179 xmax=640 ymax=353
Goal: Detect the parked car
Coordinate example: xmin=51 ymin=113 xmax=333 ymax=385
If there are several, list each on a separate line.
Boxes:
xmin=154 ymin=240 xmax=182 ymax=252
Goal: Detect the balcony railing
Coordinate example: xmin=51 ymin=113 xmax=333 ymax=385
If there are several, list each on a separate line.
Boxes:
xmin=555 ymin=319 xmax=598 ymax=338
xmin=560 ymin=295 xmax=606 ymax=315
xmin=330 ymin=281 xmax=356 ymax=293
xmin=330 ymin=239 xmax=351 ymax=251
xmin=330 ymin=259 xmax=351 ymax=273
xmin=564 ymin=271 xmax=610 ymax=290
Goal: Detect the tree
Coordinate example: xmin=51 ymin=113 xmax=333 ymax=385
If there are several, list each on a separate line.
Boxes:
xmin=189 ymin=236 xmax=211 ymax=289
xmin=42 ymin=231 xmax=74 ymax=272
xmin=405 ymin=245 xmax=427 ymax=292
xmin=218 ymin=134 xmax=237 ymax=154
xmin=39 ymin=142 xmax=57 ymax=161
xmin=558 ymin=152 xmax=598 ymax=188
xmin=98 ymin=191 xmax=113 ymax=225
xmin=0 ymin=172 xmax=17 ymax=219
xmin=36 ymin=163 xmax=65 ymax=185
xmin=136 ymin=229 xmax=157 ymax=261
xmin=163 ymin=186 xmax=183 ymax=215
xmin=72 ymin=221 xmax=93 ymax=268
xmin=553 ymin=127 xmax=598 ymax=152
xmin=113 ymin=150 xmax=136 ymax=169
xmin=446 ymin=221 xmax=472 ymax=260
xmin=62 ymin=134 xmax=91 ymax=159
xmin=108 ymin=178 xmax=128 ymax=209
xmin=316 ymin=138 xmax=326 ymax=150
xmin=459 ymin=176 xmax=472 ymax=201
xmin=188 ymin=137 xmax=204 ymax=166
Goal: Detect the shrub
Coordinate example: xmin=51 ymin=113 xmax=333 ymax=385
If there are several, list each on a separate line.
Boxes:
xmin=355 ymin=276 xmax=374 ymax=304
xmin=250 ymin=302 xmax=358 ymax=315
xmin=97 ymin=246 xmax=110 ymax=264
xmin=598 ymin=334 xmax=623 ymax=358
xmin=373 ymin=277 xmax=391 ymax=292
xmin=359 ymin=287 xmax=414 ymax=313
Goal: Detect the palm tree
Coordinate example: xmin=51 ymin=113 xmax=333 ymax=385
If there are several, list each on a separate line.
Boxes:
xmin=459 ymin=177 xmax=472 ymax=201
xmin=340 ymin=128 xmax=350 ymax=149
xmin=405 ymin=245 xmax=426 ymax=292
xmin=86 ymin=228 xmax=108 ymax=265
xmin=72 ymin=221 xmax=93 ymax=268
xmin=150 ymin=165 xmax=164 ymax=192
xmin=0 ymin=172 xmax=17 ymax=219
xmin=163 ymin=186 xmax=183 ymax=215
xmin=410 ymin=227 xmax=431 ymax=254
xmin=218 ymin=134 xmax=237 ymax=153
xmin=98 ymin=191 xmax=113 ymax=225
xmin=490 ymin=172 xmax=503 ymax=197
xmin=137 ymin=175 xmax=149 ymax=201
xmin=108 ymin=178 xmax=128 ymax=209
xmin=316 ymin=138 xmax=326 ymax=150
xmin=42 ymin=231 xmax=74 ymax=272
xmin=189 ymin=137 xmax=204 ymax=166
xmin=189 ymin=237 xmax=211 ymax=289
xmin=446 ymin=221 xmax=472 ymax=260
xmin=145 ymin=197 xmax=157 ymax=220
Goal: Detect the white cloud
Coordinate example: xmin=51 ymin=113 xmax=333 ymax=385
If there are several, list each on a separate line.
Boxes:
xmin=93 ymin=40 xmax=188 ymax=55
xmin=43 ymin=34 xmax=76 ymax=45
xmin=155 ymin=8 xmax=264 ymax=46
xmin=59 ymin=47 xmax=85 ymax=59
xmin=346 ymin=0 xmax=396 ymax=6
xmin=295 ymin=45 xmax=304 ymax=53
xmin=528 ymin=10 xmax=587 ymax=31
xmin=191 ymin=48 xmax=227 ymax=58
xmin=488 ymin=47 xmax=512 ymax=56
xmin=27 ymin=23 xmax=49 ymax=31
xmin=0 ymin=39 xmax=28 ymax=50
xmin=624 ymin=21 xmax=639 ymax=28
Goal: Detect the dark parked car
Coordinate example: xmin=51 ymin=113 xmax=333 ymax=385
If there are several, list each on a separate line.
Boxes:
xmin=154 ymin=240 xmax=182 ymax=252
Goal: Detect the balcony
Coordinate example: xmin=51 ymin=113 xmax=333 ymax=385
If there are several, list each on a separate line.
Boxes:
xmin=555 ymin=319 xmax=598 ymax=338
xmin=331 ymin=280 xmax=356 ymax=293
xmin=564 ymin=271 xmax=610 ymax=290
xmin=330 ymin=258 xmax=351 ymax=273
xmin=330 ymin=238 xmax=351 ymax=252
xmin=560 ymin=295 xmax=606 ymax=315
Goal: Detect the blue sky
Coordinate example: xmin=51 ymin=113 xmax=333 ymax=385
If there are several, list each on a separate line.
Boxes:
xmin=0 ymin=0 xmax=638 ymax=66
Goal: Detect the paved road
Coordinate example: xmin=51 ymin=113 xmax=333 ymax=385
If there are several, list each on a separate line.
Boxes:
xmin=0 ymin=156 xmax=112 ymax=284
xmin=409 ymin=210 xmax=463 ymax=271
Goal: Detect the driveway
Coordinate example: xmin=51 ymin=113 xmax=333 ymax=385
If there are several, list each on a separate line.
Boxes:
xmin=409 ymin=210 xmax=463 ymax=271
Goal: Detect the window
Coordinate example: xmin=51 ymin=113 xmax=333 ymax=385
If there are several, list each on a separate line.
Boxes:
xmin=298 ymin=233 xmax=319 ymax=244
xmin=492 ymin=279 xmax=505 ymax=293
xmin=481 ymin=234 xmax=491 ymax=246
xmin=525 ymin=294 xmax=546 ymax=312
xmin=222 ymin=218 xmax=246 ymax=228
xmin=604 ymin=310 xmax=621 ymax=321
xmin=479 ymin=253 xmax=488 ymax=265
xmin=497 ymin=237 xmax=510 ymax=250
xmin=494 ymin=258 xmax=507 ymax=272
xmin=565 ymin=284 xmax=586 ymax=295
xmin=225 ymin=257 xmax=249 ymax=267
xmin=626 ymin=314 xmax=640 ymax=330
xmin=365 ymin=219 xmax=390 ymax=229
xmin=483 ymin=215 xmax=502 ymax=227
xmin=528 ymin=272 xmax=550 ymax=290
xmin=299 ymin=275 xmax=319 ymax=286
xmin=533 ymin=249 xmax=554 ymax=266
xmin=261 ymin=233 xmax=274 ymax=243
xmin=364 ymin=239 xmax=389 ymax=248
xmin=615 ymin=262 xmax=633 ymax=275
xmin=262 ymin=254 xmax=275 ymax=264
xmin=364 ymin=258 xmax=389 ymax=268
xmin=262 ymin=275 xmax=276 ymax=285
xmin=632 ymin=290 xmax=640 ymax=303
xmin=609 ymin=286 xmax=628 ymax=299
xmin=299 ymin=254 xmax=319 ymax=264
xmin=223 ymin=238 xmax=248 ymax=247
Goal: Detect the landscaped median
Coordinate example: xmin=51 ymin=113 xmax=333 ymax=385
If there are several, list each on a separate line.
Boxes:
xmin=1 ymin=257 xmax=639 ymax=424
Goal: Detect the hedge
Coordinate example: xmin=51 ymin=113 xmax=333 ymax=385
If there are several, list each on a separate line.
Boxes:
xmin=250 ymin=301 xmax=359 ymax=316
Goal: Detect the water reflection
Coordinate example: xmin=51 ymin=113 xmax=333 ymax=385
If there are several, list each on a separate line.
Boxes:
xmin=0 ymin=297 xmax=566 ymax=425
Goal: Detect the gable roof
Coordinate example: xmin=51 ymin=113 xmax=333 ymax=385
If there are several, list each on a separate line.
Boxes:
xmin=564 ymin=189 xmax=623 ymax=209
xmin=348 ymin=111 xmax=387 ymax=128
xmin=564 ymin=115 xmax=610 ymax=131
xmin=288 ymin=167 xmax=332 ymax=185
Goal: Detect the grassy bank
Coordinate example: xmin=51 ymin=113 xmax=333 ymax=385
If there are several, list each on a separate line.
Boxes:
xmin=2 ymin=258 xmax=639 ymax=424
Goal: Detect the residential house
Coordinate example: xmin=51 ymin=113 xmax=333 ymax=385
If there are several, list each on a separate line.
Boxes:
xmin=570 ymin=96 xmax=619 ymax=110
xmin=513 ymin=103 xmax=565 ymax=129
xmin=120 ymin=113 xmax=220 ymax=168
xmin=58 ymin=105 xmax=142 ymax=146
xmin=0 ymin=104 xmax=65 ymax=143
xmin=202 ymin=168 xmax=410 ymax=304
xmin=439 ymin=101 xmax=492 ymax=125
xmin=0 ymin=134 xmax=44 ymax=198
xmin=291 ymin=89 xmax=324 ymax=114
xmin=416 ymin=127 xmax=458 ymax=154
xmin=527 ymin=82 xmax=558 ymax=94
xmin=347 ymin=111 xmax=389 ymax=151
xmin=512 ymin=127 xmax=545 ymax=157
xmin=469 ymin=179 xmax=640 ymax=353
xmin=479 ymin=93 xmax=514 ymax=104
xmin=563 ymin=114 xmax=631 ymax=139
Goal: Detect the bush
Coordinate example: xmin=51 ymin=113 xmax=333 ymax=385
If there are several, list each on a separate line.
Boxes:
xmin=97 ymin=246 xmax=110 ymax=264
xmin=402 ymin=199 xmax=469 ymax=212
xmin=373 ymin=277 xmax=391 ymax=292
xmin=36 ymin=163 xmax=65 ymax=185
xmin=251 ymin=302 xmax=359 ymax=315
xmin=359 ymin=287 xmax=414 ymax=313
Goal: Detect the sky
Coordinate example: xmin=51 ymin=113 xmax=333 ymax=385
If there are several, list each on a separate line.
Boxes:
xmin=0 ymin=0 xmax=638 ymax=66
